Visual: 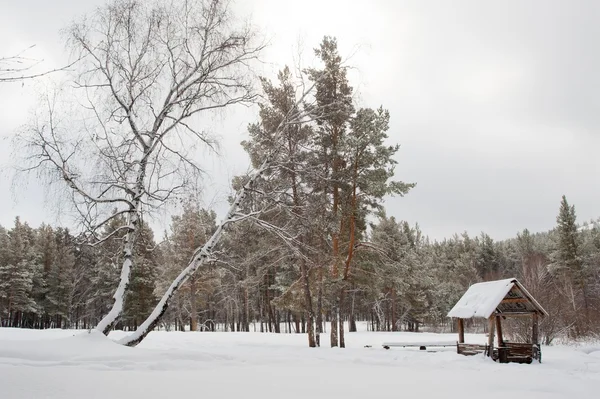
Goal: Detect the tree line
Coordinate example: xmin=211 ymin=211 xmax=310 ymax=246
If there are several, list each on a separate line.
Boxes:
xmin=1 ymin=194 xmax=598 ymax=345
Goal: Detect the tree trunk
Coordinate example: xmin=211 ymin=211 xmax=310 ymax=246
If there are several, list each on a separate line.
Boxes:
xmin=316 ymin=264 xmax=324 ymax=347
xmin=391 ymin=289 xmax=397 ymax=331
xmin=274 ymin=310 xmax=281 ymax=333
xmin=330 ymin=302 xmax=339 ymax=347
xmin=349 ymin=289 xmax=357 ymax=332
xmin=189 ymin=277 xmax=198 ymax=332
xmin=338 ymin=288 xmax=346 ymax=348
xmin=244 ymin=282 xmax=250 ymax=332
xmin=300 ymin=257 xmax=316 ymax=346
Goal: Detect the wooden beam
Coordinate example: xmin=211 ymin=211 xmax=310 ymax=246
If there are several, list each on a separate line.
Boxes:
xmin=495 ymin=315 xmax=504 ymax=347
xmin=497 ymin=312 xmax=536 ymax=317
xmin=532 ymin=313 xmax=539 ymax=344
xmin=487 ymin=317 xmax=495 ymax=357
xmin=458 ymin=318 xmax=465 ymax=344
xmin=501 ymin=298 xmax=528 ymax=304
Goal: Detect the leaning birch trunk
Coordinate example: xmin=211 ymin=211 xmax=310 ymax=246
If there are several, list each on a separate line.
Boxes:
xmin=119 ymin=157 xmax=268 ymax=346
xmin=118 ymin=76 xmax=323 ymax=347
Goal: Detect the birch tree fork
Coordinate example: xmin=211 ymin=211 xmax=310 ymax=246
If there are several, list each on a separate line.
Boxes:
xmin=19 ymin=0 xmax=263 ymax=335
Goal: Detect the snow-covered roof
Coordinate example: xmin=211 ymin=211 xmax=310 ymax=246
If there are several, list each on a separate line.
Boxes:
xmin=447 ymin=278 xmax=548 ymax=319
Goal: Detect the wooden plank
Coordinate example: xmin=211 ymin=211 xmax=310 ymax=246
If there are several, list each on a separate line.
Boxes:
xmin=501 ymin=298 xmax=528 ymax=303
xmin=497 ymin=312 xmax=536 ymax=317
xmin=458 ymin=344 xmax=487 ymax=348
xmin=382 ymin=341 xmax=455 ymax=348
xmin=458 ymin=318 xmax=465 ymax=344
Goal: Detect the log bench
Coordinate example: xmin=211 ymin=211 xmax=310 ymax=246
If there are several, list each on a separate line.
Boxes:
xmin=457 ymin=343 xmax=488 ymax=356
xmin=382 ymin=341 xmax=456 ymax=350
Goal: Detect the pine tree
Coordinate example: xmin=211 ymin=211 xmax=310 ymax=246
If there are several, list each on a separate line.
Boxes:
xmin=550 ymin=195 xmax=588 ymax=318
xmin=35 ymin=224 xmax=56 ymax=328
xmin=0 ymin=218 xmax=38 ymax=327
xmin=123 ymin=223 xmax=159 ymax=330
xmin=167 ymin=202 xmax=217 ymax=331
xmin=305 ymin=37 xmax=415 ymax=347
xmin=553 ymin=196 xmax=584 ymax=280
xmin=475 ymin=233 xmax=500 ymax=280
xmin=45 ymin=228 xmax=76 ymax=328
xmin=552 ymin=198 xmax=581 ymax=283
xmin=306 ymin=36 xmax=355 ymax=347
xmin=242 ymin=66 xmax=318 ymax=345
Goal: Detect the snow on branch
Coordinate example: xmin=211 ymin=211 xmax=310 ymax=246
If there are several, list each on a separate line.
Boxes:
xmin=118 ymin=69 xmax=326 ymax=346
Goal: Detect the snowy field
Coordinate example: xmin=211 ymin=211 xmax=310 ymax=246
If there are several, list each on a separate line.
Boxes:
xmin=1 ymin=324 xmax=599 ymax=399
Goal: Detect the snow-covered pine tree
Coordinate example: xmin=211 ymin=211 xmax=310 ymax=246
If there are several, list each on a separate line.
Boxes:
xmin=122 ymin=223 xmax=159 ymax=331
xmin=241 ymin=66 xmax=318 ymax=346
xmin=49 ymin=228 xmax=76 ymax=328
xmin=550 ymin=195 xmax=589 ymax=335
xmin=168 ymin=202 xmax=217 ymax=332
xmin=305 ymin=37 xmax=355 ymax=348
xmin=0 ymin=218 xmax=38 ymax=327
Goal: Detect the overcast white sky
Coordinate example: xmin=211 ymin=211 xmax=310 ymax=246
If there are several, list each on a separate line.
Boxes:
xmin=1 ymin=0 xmax=599 ymax=241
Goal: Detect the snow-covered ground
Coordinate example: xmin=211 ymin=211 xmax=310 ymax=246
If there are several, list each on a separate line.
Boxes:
xmin=1 ymin=324 xmax=599 ymax=398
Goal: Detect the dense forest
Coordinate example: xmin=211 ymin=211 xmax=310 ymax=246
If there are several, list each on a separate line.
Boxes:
xmin=1 ymin=194 xmax=599 ymax=346
xmin=1 ymin=0 xmax=599 ymax=348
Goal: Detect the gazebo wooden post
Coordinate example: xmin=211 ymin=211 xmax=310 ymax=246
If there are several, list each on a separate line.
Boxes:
xmin=532 ymin=313 xmax=539 ymax=344
xmin=495 ymin=315 xmax=503 ymax=347
xmin=487 ymin=316 xmax=495 ymax=358
xmin=458 ymin=318 xmax=465 ymax=343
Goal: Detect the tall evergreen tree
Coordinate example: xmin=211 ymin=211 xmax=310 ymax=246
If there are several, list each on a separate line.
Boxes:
xmin=475 ymin=233 xmax=500 ymax=280
xmin=305 ymin=37 xmax=415 ymax=348
xmin=123 ymin=223 xmax=159 ymax=330
xmin=552 ymin=196 xmax=584 ymax=284
xmin=168 ymin=202 xmax=217 ymax=331
xmin=242 ymin=66 xmax=318 ymax=346
xmin=306 ymin=36 xmax=355 ymax=347
xmin=550 ymin=195 xmax=589 ymax=333
xmin=0 ymin=218 xmax=38 ymax=327
xmin=50 ymin=228 xmax=77 ymax=328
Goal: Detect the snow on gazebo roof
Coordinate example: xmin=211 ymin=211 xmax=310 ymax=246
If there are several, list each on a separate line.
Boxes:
xmin=447 ymin=278 xmax=548 ymax=319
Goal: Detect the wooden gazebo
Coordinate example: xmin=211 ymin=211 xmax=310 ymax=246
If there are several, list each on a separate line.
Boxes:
xmin=447 ymin=278 xmax=548 ymax=363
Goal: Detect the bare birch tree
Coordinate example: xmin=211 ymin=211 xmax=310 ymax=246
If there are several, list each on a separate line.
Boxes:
xmin=18 ymin=0 xmax=263 ymax=335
